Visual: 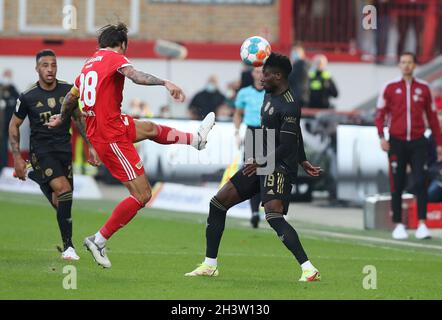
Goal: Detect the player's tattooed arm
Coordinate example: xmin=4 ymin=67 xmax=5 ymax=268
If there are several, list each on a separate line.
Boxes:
xmin=119 ymin=65 xmax=186 ymax=102
xmin=71 ymin=107 xmax=91 ymax=146
xmin=45 ymin=89 xmax=79 ymax=129
xmin=119 ymin=65 xmax=165 ymax=85
xmin=71 ymin=106 xmax=101 ymax=166
xmin=9 ymin=115 xmax=28 ymax=180
xmin=60 ymin=91 xmax=79 ymax=123
xmin=8 ymin=115 xmax=24 ymax=157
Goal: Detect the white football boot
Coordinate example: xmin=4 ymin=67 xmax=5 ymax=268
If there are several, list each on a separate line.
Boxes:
xmin=61 ymin=247 xmax=80 ymax=260
xmin=84 ymin=236 xmax=111 ymax=268
xmin=191 ymin=112 xmax=216 ymax=150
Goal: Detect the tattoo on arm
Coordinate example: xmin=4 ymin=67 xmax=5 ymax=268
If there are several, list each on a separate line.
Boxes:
xmin=72 ymin=107 xmax=92 ymax=147
xmin=119 ymin=66 xmax=165 ymax=86
xmin=8 ymin=117 xmax=23 ymax=157
xmin=60 ymin=92 xmax=80 ymax=123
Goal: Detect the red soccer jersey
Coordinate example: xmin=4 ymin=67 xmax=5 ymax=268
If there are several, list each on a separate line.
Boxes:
xmin=75 ymin=49 xmax=132 ymax=143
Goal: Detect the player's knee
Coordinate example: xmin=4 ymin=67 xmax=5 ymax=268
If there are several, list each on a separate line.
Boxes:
xmin=135 ymin=190 xmax=151 ymax=206
xmin=53 ymin=185 xmax=72 ymax=197
xmin=263 ymin=202 xmax=284 ymax=214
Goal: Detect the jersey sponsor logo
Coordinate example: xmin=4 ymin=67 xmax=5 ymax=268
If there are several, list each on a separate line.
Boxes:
xmin=283 ymin=116 xmax=297 ymax=123
xmin=85 ymin=55 xmax=103 ymax=64
xmin=45 ymin=168 xmax=53 ymax=177
xmin=47 ymin=97 xmax=56 ymax=108
xmin=36 ymin=101 xmax=44 ymax=108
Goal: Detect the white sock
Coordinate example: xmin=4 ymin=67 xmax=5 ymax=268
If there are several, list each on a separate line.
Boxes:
xmin=204 ymin=257 xmax=217 ymax=267
xmin=301 ymin=260 xmax=314 ymax=271
xmin=94 ymin=231 xmax=107 ymax=247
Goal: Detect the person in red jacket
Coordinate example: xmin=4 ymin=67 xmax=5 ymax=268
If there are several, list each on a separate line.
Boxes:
xmin=375 ymin=52 xmax=442 ymax=240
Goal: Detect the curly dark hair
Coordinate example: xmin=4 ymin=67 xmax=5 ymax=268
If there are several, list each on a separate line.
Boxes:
xmin=98 ymin=23 xmax=128 ymax=48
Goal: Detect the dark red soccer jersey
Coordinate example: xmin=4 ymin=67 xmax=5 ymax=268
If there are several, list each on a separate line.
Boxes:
xmin=75 ymin=49 xmax=132 ymax=143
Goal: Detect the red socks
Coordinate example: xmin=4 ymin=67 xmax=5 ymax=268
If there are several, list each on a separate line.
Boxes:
xmin=152 ymin=124 xmax=193 ymax=145
xmin=100 ymin=196 xmax=143 ymax=239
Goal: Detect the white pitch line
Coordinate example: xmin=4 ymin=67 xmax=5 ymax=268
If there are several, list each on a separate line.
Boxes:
xmin=301 ymin=228 xmax=442 ymax=251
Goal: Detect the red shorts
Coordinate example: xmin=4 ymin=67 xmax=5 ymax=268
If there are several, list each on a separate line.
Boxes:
xmin=92 ymin=115 xmax=144 ymax=182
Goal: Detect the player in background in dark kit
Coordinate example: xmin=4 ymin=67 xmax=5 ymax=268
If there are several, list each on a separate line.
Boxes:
xmin=9 ymin=49 xmax=100 ymax=260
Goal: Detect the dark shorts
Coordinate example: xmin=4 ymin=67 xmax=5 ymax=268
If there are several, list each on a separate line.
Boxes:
xmin=29 ymin=151 xmax=73 ymax=191
xmin=230 ymin=167 xmax=292 ymax=214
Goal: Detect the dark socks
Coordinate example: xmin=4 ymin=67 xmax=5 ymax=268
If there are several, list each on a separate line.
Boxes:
xmin=266 ymin=212 xmax=308 ymax=265
xmin=206 ymin=197 xmax=227 ymax=259
xmin=57 ymin=191 xmax=74 ymax=250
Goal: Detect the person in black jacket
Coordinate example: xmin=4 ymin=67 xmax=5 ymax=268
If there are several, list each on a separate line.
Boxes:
xmin=0 ymin=69 xmax=19 ymax=172
xmin=288 ymin=44 xmax=310 ymax=108
xmin=308 ymin=54 xmax=338 ymax=109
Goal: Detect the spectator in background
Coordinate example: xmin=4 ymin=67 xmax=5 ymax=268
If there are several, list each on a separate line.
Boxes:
xmin=239 ymin=65 xmax=254 ymax=90
xmin=129 ymin=98 xmax=153 ymax=119
xmin=215 ymin=103 xmax=233 ymax=122
xmin=288 ymin=44 xmax=310 ymax=107
xmin=158 ymin=105 xmax=171 ymax=118
xmin=0 ymin=69 xmax=19 ymax=173
xmin=397 ymin=0 xmax=423 ymax=58
xmin=374 ymin=0 xmax=391 ymax=63
xmin=307 ymin=54 xmax=338 ymax=109
xmin=188 ymin=75 xmax=225 ymax=120
xmin=224 ymin=80 xmax=240 ymax=110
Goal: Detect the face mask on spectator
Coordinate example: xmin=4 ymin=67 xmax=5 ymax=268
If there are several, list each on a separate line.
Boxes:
xmin=206 ymin=83 xmax=216 ymax=93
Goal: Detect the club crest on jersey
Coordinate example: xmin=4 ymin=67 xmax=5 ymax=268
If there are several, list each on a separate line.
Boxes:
xmin=45 ymin=168 xmax=53 ymax=177
xmin=395 ymin=88 xmax=402 ymax=94
xmin=135 ymin=161 xmax=143 ymax=170
xmin=47 ymin=97 xmax=56 ymax=108
xmin=415 ymin=88 xmax=423 ymax=95
xmin=264 ymin=102 xmax=271 ymax=112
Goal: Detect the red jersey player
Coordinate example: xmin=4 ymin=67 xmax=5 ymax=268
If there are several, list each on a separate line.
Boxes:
xmin=46 ymin=23 xmax=215 ymax=268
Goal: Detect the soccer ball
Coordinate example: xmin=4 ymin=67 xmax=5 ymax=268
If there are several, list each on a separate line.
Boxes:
xmin=240 ymin=36 xmax=271 ymax=67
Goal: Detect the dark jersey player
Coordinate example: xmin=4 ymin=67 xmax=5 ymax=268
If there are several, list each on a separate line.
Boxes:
xmin=185 ymin=53 xmax=323 ymax=282
xmin=9 ymin=49 xmax=99 ymax=260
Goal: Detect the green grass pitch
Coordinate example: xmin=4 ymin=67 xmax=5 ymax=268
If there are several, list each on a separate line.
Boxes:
xmin=0 ymin=191 xmax=441 ymax=300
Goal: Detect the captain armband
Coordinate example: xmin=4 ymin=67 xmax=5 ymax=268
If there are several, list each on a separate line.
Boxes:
xmin=70 ymin=86 xmax=80 ymax=98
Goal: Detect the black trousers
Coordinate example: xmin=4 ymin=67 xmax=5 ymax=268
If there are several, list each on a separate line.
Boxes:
xmin=388 ymin=136 xmax=428 ymax=223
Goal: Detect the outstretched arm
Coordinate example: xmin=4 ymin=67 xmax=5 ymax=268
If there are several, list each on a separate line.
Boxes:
xmin=119 ymin=65 xmax=185 ymax=102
